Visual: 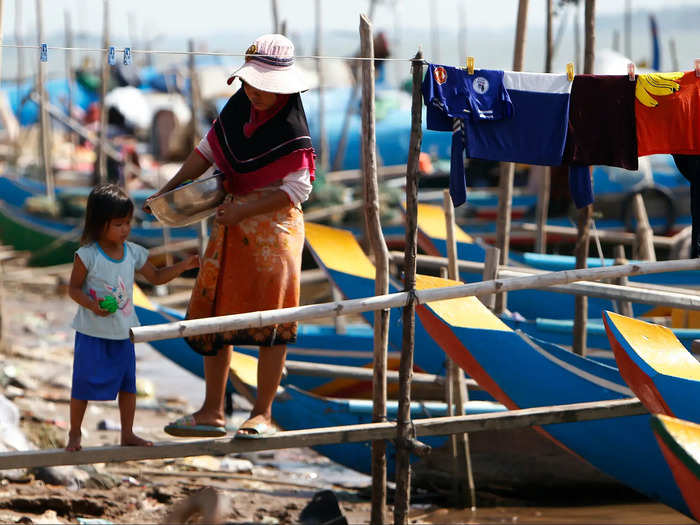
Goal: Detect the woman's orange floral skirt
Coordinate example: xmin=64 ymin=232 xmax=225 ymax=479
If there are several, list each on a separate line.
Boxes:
xmin=185 ymin=191 xmax=304 ymax=355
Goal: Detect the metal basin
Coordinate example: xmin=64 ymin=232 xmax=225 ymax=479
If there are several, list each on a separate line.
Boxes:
xmin=149 ymin=170 xmax=226 ymax=227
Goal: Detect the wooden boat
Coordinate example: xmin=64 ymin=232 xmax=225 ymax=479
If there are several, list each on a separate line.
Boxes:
xmin=603 ymin=311 xmax=700 ymax=421
xmin=227 ymin=350 xmax=505 ymax=478
xmin=0 ymin=175 xmax=197 ymax=266
xmin=650 ymin=414 xmax=700 ymax=521
xmin=413 ymin=274 xmax=689 ymax=515
xmin=414 ymin=202 xmax=699 ymax=320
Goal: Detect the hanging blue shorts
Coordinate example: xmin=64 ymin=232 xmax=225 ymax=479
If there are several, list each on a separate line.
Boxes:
xmin=71 ymin=332 xmax=136 ymax=401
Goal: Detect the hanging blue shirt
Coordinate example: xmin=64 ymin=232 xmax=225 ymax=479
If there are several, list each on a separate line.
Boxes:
xmin=422 ymin=64 xmax=513 ymax=206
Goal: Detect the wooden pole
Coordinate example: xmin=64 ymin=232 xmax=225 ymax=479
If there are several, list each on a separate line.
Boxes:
xmin=97 ymin=0 xmax=110 ymax=184
xmin=613 ymin=245 xmax=634 ymax=317
xmin=480 ymin=246 xmax=500 ymax=310
xmin=0 ymin=398 xmax=645 ymax=472
xmin=442 ymin=190 xmax=476 ymax=509
xmin=187 ymin=39 xmax=208 ymax=255
xmin=360 ymin=15 xmax=389 ymax=525
xmin=14 ymin=0 xmax=23 ymax=124
xmin=131 ymin=257 xmax=700 ymax=344
xmin=64 ymin=10 xmax=77 ymax=159
xmin=573 ymin=0 xmax=596 ymax=356
xmin=535 ymin=0 xmax=554 ymax=255
xmin=624 ymin=0 xmax=631 ymax=59
xmin=315 ymin=0 xmax=329 ymax=173
xmin=495 ymin=0 xmax=529 ymax=313
xmin=270 ymin=0 xmax=280 ymax=33
xmin=632 ymin=194 xmax=656 ymax=262
xmin=35 ymin=0 xmax=53 ymax=200
xmin=394 ymin=48 xmax=423 ymax=525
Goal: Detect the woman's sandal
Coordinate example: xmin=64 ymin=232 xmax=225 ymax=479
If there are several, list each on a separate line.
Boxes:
xmin=235 ymin=421 xmax=277 ymax=440
xmin=164 ymin=414 xmax=227 ymax=438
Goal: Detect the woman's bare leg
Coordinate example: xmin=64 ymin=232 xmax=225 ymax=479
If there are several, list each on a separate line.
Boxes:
xmin=193 ymin=345 xmax=232 ymax=427
xmin=238 ymin=344 xmax=286 ymax=434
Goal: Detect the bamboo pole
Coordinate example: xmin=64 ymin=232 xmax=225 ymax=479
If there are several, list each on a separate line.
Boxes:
xmin=64 ymin=10 xmax=77 ymax=164
xmin=442 ymin=190 xmax=476 ymax=509
xmin=536 ymin=2 xmax=553 ymax=255
xmin=315 ymin=0 xmax=329 ymax=173
xmin=480 ymin=246 xmax=500 ymax=310
xmin=513 ymin=222 xmax=676 ymax=248
xmin=394 ymin=48 xmax=424 ymax=525
xmin=359 ymin=15 xmax=389 ymax=525
xmin=0 ymin=398 xmax=645 ymax=471
xmin=270 ymin=0 xmax=280 ymax=33
xmin=131 ymin=258 xmax=700 ymax=344
xmin=96 ymin=0 xmax=110 ymax=184
xmin=632 ymin=193 xmax=656 ymax=262
xmin=391 ymin=251 xmax=700 ymax=308
xmin=188 ymin=39 xmax=208 ymax=255
xmin=35 ymin=0 xmax=53 ymax=200
xmin=573 ymin=0 xmax=596 ymax=356
xmin=613 ymin=245 xmax=634 ymax=317
xmin=14 ymin=0 xmax=23 ymax=137
xmin=495 ymin=0 xmax=529 ymax=314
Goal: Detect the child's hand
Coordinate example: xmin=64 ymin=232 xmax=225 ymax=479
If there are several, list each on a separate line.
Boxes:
xmin=90 ymin=301 xmax=112 ymax=317
xmin=183 ymin=254 xmax=200 ymax=271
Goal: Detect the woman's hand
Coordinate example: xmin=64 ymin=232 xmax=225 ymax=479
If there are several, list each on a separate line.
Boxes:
xmin=215 ymin=201 xmax=244 ymax=226
xmin=142 ymin=192 xmax=162 ymax=214
xmin=183 ymin=254 xmax=200 ymax=271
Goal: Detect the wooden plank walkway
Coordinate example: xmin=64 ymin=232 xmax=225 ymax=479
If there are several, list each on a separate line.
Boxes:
xmin=0 ymin=398 xmax=644 ymax=471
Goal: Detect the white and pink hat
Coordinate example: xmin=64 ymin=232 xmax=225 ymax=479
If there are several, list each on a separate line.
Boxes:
xmin=228 ymin=34 xmax=308 ymax=94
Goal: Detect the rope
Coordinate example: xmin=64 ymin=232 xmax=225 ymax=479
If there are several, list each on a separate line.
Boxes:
xmin=0 ymin=42 xmax=426 ymax=63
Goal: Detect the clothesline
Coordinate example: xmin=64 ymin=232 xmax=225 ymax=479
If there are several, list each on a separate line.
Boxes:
xmin=0 ymin=42 xmax=424 ymax=63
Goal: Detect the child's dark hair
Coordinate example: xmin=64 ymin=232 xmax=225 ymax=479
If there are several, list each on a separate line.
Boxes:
xmin=80 ymin=184 xmax=134 ymax=244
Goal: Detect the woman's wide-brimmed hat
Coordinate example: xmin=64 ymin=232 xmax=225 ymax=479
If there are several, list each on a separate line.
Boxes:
xmin=227 ymin=34 xmax=308 ymax=94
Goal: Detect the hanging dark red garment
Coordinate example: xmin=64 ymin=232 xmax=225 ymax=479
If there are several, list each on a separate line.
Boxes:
xmin=562 ymin=75 xmax=638 ymax=170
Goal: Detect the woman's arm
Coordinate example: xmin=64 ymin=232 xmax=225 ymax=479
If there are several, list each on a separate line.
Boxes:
xmin=138 ymin=254 xmax=200 ymax=285
xmin=144 ymin=150 xmax=212 ymax=211
xmin=215 ymin=189 xmax=290 ymax=226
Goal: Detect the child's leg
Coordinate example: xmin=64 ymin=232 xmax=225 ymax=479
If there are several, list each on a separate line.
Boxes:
xmin=118 ymin=391 xmax=153 ymax=447
xmin=67 ymin=398 xmax=88 ymax=451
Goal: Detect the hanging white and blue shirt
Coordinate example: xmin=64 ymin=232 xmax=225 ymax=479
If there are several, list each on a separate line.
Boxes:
xmin=422 ymin=64 xmax=513 ymax=206
xmin=463 ymin=71 xmax=572 ymax=167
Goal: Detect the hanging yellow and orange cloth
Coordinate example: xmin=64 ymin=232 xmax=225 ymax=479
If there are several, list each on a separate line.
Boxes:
xmin=635 ymin=71 xmax=700 ymax=157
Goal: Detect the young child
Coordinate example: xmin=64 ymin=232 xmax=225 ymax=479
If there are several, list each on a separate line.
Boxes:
xmin=67 ymin=184 xmax=199 ymax=451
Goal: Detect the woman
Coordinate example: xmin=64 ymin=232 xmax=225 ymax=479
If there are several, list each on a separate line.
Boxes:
xmin=145 ymin=34 xmax=315 ymax=438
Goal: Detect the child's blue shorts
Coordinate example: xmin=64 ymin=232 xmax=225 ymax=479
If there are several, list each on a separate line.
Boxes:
xmin=71 ymin=332 xmax=136 ymax=401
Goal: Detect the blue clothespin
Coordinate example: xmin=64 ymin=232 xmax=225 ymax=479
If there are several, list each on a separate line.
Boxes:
xmin=123 ymin=47 xmax=132 ymax=66
xmin=108 ymin=46 xmax=116 ymax=65
xmin=40 ymin=43 xmax=48 ymax=63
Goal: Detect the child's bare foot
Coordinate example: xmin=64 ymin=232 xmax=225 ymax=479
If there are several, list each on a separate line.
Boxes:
xmin=66 ymin=431 xmax=82 ymax=452
xmin=121 ymin=432 xmax=153 ymax=447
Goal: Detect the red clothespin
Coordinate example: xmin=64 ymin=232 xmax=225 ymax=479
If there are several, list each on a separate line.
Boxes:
xmin=566 ymin=62 xmax=574 ymax=82
xmin=695 ymin=58 xmax=700 ymax=78
xmin=467 ymin=56 xmax=474 ymax=75
xmin=628 ymin=62 xmax=636 ymax=81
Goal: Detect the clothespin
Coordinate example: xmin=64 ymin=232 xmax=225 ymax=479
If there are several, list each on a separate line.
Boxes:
xmin=108 ymin=46 xmax=116 ymax=66
xmin=566 ymin=62 xmax=574 ymax=81
xmin=123 ymin=47 xmax=132 ymax=66
xmin=467 ymin=56 xmax=474 ymax=75
xmin=695 ymin=58 xmax=700 ymax=78
xmin=40 ymin=43 xmax=48 ymax=63
xmin=627 ymin=62 xmax=636 ymax=81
